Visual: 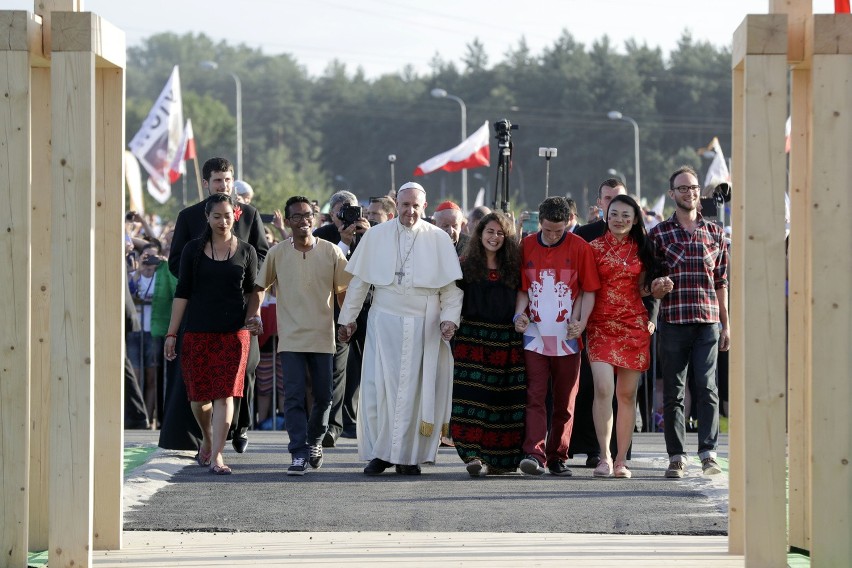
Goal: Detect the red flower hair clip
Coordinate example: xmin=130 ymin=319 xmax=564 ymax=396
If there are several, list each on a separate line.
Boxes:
xmin=234 ymin=205 xmax=243 ymax=222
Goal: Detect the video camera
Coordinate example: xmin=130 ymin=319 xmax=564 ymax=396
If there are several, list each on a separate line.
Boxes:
xmin=494 ymin=118 xmax=518 ymax=148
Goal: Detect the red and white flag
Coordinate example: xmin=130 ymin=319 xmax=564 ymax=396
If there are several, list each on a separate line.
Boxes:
xmin=128 ymin=65 xmax=184 ymax=204
xmin=836 ymin=0 xmax=850 ymax=13
xmin=168 ymin=119 xmax=196 ymax=183
xmin=414 ymin=121 xmax=490 ymax=176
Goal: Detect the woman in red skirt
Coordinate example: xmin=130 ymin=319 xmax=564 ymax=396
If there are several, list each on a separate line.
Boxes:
xmin=586 ymin=194 xmax=660 ymax=479
xmin=164 ymin=193 xmax=263 ymax=474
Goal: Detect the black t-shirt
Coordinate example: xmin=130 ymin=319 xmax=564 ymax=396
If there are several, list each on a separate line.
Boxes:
xmin=175 ymin=238 xmax=258 ymax=333
xmin=458 ymin=275 xmax=516 ymax=324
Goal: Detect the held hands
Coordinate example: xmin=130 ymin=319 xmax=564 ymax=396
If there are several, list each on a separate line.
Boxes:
xmin=338 ymin=322 xmax=357 ymax=343
xmin=513 ymin=313 xmax=529 ymax=333
xmin=567 ymin=320 xmax=585 ymax=340
xmin=440 ymin=321 xmax=457 ymax=341
xmin=244 ymin=315 xmax=263 ymax=336
xmin=651 ymin=276 xmax=674 ymax=299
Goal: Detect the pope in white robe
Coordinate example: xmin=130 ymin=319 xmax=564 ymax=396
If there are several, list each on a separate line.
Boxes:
xmin=338 ymin=182 xmax=463 ymax=469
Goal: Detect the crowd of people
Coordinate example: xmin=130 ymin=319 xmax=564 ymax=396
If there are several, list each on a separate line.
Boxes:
xmin=125 ymin=156 xmax=729 ymax=479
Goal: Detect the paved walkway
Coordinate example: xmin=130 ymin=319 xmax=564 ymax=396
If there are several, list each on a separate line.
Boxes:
xmin=101 ymin=430 xmax=743 ymax=565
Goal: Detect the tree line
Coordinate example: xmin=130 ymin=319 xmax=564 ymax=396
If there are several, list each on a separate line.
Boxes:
xmin=127 ymin=31 xmax=732 ymax=218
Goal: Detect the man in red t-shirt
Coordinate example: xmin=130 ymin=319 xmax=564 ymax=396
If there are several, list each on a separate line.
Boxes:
xmin=514 ymin=197 xmax=601 ymax=476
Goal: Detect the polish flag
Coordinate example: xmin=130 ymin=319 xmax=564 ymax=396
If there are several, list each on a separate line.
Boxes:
xmin=837 ymin=0 xmax=850 ymax=13
xmin=168 ymin=119 xmax=196 ymax=183
xmin=414 ymin=121 xmax=490 ymax=176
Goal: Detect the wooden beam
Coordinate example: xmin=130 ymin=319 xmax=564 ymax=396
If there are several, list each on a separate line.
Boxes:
xmin=28 ymin=66 xmax=53 ymax=553
xmin=48 ymin=48 xmax=96 ymax=568
xmin=731 ymin=14 xmax=789 ymax=566
xmin=769 ymin=0 xmax=812 ymax=64
xmin=0 ymin=45 xmax=33 ymax=568
xmin=786 ymin=53 xmax=813 ymax=556
xmin=728 ymin=60 xmax=745 ymax=557
xmin=50 ymin=11 xmax=125 ymax=69
xmin=92 ymin=66 xmax=125 ymax=550
xmin=808 ymin=13 xmax=852 ymax=565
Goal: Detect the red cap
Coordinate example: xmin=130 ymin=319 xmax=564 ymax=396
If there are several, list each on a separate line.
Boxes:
xmin=434 ymin=201 xmax=460 ymax=212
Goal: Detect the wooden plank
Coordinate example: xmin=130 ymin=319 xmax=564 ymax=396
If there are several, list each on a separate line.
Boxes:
xmin=28 ymin=66 xmax=52 ymax=553
xmin=727 ymin=61 xmax=745 ymax=557
xmin=0 ymin=49 xmax=32 ymax=568
xmin=739 ymin=52 xmax=788 ymax=567
xmin=786 ymin=65 xmax=812 ymax=553
xmin=37 ymin=0 xmax=83 ymax=58
xmin=769 ymin=0 xmax=811 ymax=64
xmin=809 ymin=27 xmax=852 ymax=564
xmin=49 ymin=49 xmax=96 ymax=568
xmin=732 ymin=14 xmax=788 ymax=66
xmin=92 ymin=66 xmax=125 ymax=550
xmin=50 ymin=11 xmax=125 ymax=68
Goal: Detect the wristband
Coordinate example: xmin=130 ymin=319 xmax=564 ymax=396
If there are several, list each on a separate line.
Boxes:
xmin=165 ymin=333 xmax=177 ymax=339
xmin=512 ymin=313 xmax=526 ymax=323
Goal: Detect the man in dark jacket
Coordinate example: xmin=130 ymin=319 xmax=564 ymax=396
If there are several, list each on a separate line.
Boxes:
xmin=159 ymin=157 xmax=268 ymax=453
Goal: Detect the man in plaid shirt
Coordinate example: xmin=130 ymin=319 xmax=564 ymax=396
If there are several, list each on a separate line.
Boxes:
xmin=650 ymin=165 xmax=730 ymax=479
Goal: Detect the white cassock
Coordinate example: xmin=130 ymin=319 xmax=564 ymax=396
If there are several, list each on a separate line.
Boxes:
xmin=338 ymin=218 xmax=463 ymax=465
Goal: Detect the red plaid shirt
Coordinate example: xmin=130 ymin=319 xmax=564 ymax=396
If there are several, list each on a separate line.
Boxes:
xmin=649 ymin=213 xmax=728 ymax=325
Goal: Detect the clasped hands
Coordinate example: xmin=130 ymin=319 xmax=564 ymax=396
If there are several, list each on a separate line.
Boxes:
xmin=650 ymin=276 xmax=674 ymax=299
xmin=244 ymin=315 xmax=263 ymax=336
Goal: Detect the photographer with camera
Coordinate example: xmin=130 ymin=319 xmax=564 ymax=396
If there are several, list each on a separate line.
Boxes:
xmin=128 ymin=240 xmax=168 ymax=428
xmin=314 ymin=190 xmax=372 ymax=445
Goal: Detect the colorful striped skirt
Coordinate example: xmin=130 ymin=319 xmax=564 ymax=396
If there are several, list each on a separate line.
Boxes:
xmin=450 ymin=319 xmax=526 ymax=473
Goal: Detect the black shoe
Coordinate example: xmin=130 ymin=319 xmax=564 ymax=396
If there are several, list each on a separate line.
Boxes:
xmin=309 ymin=444 xmax=324 ymax=469
xmin=548 ymin=459 xmax=573 ymax=477
xmin=585 ymin=455 xmax=601 ymax=468
xmin=340 ymin=428 xmax=357 ymax=439
xmin=395 ymin=464 xmax=422 ymax=475
xmin=322 ymin=432 xmax=337 ymax=448
xmin=232 ymin=431 xmax=249 ymax=454
xmin=519 ymin=455 xmax=546 ymax=476
xmin=364 ymin=458 xmax=393 ymax=476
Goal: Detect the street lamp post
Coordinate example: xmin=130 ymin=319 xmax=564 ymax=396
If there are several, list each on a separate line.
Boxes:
xmin=201 ymin=60 xmax=243 ymax=180
xmin=431 ymin=88 xmax=468 ymax=211
xmin=607 ymin=111 xmax=640 ymax=202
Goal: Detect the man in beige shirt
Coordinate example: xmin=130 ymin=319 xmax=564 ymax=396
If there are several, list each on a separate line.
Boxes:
xmin=255 ymin=196 xmax=351 ymax=476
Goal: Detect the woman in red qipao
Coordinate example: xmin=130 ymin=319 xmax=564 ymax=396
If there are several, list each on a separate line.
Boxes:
xmin=586 ymin=194 xmax=660 ymax=479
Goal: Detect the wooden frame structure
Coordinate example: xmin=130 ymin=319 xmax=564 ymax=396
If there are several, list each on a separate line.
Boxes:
xmin=0 ymin=2 xmax=125 ymax=567
xmin=0 ymin=1 xmax=849 ymax=567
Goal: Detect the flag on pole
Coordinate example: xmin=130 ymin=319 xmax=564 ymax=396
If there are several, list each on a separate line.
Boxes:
xmin=124 ymin=151 xmax=145 ymax=213
xmin=836 ymin=0 xmax=850 ymax=13
xmin=413 ymin=121 xmax=490 ymax=176
xmin=168 ymin=119 xmax=196 ymax=183
xmin=698 ymin=136 xmax=730 ymax=189
xmin=128 ymin=65 xmax=184 ymax=204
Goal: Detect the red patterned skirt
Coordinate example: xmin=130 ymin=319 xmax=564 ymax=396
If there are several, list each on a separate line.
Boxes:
xmin=181 ymin=330 xmax=250 ymax=401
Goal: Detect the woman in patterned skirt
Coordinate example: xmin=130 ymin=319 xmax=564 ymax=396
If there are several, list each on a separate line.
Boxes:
xmin=587 ymin=194 xmax=660 ymax=479
xmin=164 ymin=193 xmax=263 ymax=474
xmin=450 ymin=212 xmax=526 ymax=476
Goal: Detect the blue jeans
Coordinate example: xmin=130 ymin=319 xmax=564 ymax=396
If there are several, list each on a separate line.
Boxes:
xmin=280 ymin=352 xmax=333 ymax=459
xmin=659 ymin=322 xmax=720 ymax=460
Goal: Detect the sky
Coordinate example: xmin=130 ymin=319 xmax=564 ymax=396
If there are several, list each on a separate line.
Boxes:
xmin=10 ymin=0 xmax=837 ymax=79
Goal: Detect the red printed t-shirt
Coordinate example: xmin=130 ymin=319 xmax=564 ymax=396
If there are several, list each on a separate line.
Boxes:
xmin=520 ymin=231 xmax=600 ymax=356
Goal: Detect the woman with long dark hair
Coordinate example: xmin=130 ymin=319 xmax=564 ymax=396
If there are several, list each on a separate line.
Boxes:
xmin=586 ymin=194 xmax=659 ymax=479
xmin=449 ymin=212 xmax=526 ymax=476
xmin=164 ymin=193 xmax=263 ymax=474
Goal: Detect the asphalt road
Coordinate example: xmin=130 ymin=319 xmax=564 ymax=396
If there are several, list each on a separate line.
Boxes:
xmin=124 ymin=431 xmax=729 ymax=535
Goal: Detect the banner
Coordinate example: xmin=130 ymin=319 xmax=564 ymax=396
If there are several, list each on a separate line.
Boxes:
xmin=124 ymin=151 xmax=145 ymax=213
xmin=698 ymin=136 xmax=730 ymax=190
xmin=414 ymin=121 xmax=490 ymax=176
xmin=128 ymin=65 xmax=184 ymax=204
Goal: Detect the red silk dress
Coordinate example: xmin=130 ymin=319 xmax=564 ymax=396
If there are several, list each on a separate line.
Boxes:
xmin=586 ymin=232 xmax=651 ymax=371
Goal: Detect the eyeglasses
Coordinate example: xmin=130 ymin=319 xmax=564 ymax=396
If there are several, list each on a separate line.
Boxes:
xmin=672 ymin=185 xmax=701 ymax=193
xmin=288 ymin=213 xmax=314 ymax=222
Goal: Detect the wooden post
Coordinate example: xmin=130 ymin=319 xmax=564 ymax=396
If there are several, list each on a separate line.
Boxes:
xmin=731 ymin=14 xmax=789 ymax=566
xmin=0 ymin=11 xmax=34 ymax=567
xmin=49 ymin=37 xmax=97 ymax=568
xmin=93 ymin=64 xmax=126 ymax=550
xmin=806 ymin=14 xmax=852 ymax=565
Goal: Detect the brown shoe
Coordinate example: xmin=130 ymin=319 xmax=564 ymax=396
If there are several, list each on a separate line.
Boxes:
xmin=665 ymin=460 xmax=686 ymax=478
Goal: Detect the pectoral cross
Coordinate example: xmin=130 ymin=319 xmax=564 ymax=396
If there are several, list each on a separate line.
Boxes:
xmin=395 ymin=270 xmax=405 ymax=285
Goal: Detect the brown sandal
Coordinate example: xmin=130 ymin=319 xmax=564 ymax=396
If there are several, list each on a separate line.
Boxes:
xmin=209 ymin=464 xmax=232 ymax=475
